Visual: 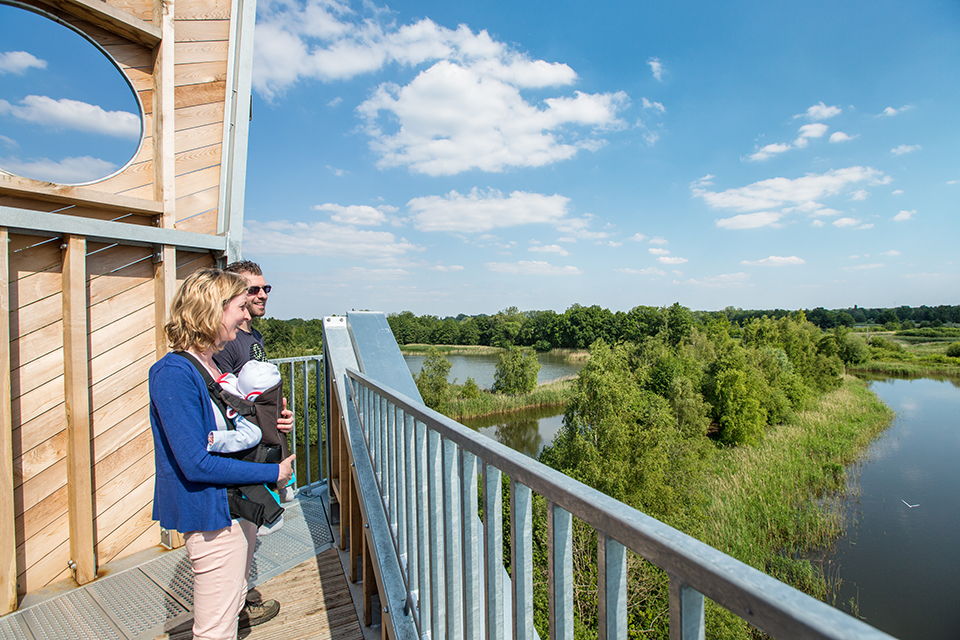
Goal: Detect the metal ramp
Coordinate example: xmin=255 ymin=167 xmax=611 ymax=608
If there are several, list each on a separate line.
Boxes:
xmin=0 ymin=490 xmax=334 ymax=640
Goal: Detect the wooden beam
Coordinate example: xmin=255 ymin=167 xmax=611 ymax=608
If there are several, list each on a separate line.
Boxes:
xmin=0 ymin=228 xmax=19 ymax=613
xmin=62 ymin=235 xmax=96 ymax=585
xmin=0 ymin=176 xmax=163 ymax=217
xmin=152 ymin=0 xmax=182 ymax=548
xmin=33 ymin=0 xmax=161 ymax=47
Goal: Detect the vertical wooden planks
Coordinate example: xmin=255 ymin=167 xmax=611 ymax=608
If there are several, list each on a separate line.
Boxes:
xmin=0 ymin=227 xmax=18 ymax=613
xmin=61 ymin=235 xmax=96 ymax=585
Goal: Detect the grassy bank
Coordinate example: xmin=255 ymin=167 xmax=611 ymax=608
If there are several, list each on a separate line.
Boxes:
xmin=848 ymin=330 xmax=960 ymax=377
xmin=400 ymin=343 xmax=502 ymax=355
xmin=444 ymin=378 xmax=575 ymax=420
xmin=695 ymin=375 xmax=894 ymax=633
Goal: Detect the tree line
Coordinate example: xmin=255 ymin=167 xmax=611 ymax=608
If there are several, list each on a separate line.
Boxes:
xmin=387 ymin=303 xmax=960 ymax=351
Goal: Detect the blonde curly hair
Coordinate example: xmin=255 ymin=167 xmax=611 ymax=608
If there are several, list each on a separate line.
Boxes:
xmin=164 ymin=268 xmax=248 ymax=352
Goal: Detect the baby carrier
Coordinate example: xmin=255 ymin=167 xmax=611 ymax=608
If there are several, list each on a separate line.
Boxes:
xmin=176 ymin=352 xmax=287 ymax=527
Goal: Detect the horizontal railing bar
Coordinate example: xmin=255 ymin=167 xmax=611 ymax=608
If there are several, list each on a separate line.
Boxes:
xmin=345 ymin=367 xmax=895 ymax=640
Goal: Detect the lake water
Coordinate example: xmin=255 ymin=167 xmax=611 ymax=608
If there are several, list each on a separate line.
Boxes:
xmin=822 ymin=377 xmax=960 ymax=639
xmin=403 ymin=351 xmax=584 ymax=389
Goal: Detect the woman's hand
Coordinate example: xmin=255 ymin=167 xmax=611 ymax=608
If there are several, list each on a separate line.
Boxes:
xmin=277 ymin=454 xmax=296 ymax=487
xmin=277 ymin=398 xmax=293 ymax=434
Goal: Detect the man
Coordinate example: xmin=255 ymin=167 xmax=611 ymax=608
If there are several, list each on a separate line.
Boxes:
xmin=213 ymin=260 xmax=292 ymax=629
xmin=214 ymin=260 xmax=270 ymax=375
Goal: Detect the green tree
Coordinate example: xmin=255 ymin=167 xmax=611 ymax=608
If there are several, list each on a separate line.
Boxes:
xmin=493 ymin=347 xmax=541 ymax=394
xmin=838 ymin=333 xmax=869 ymax=365
xmin=414 ymin=348 xmax=452 ymax=410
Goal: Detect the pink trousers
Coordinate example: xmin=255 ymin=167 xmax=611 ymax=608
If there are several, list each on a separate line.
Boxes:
xmin=185 ymin=520 xmax=257 ymax=640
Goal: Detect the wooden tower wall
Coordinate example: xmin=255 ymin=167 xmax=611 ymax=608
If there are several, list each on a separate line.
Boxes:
xmin=0 ymin=0 xmax=255 ymax=613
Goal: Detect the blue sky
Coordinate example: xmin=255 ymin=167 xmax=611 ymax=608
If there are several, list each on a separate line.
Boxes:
xmin=3 ymin=0 xmax=958 ymax=318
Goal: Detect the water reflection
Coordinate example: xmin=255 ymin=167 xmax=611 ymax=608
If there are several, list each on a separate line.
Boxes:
xmin=461 ymin=405 xmax=565 ymax=458
xmin=0 ymin=2 xmax=143 ymax=184
xmin=822 ymin=376 xmax=960 ymax=639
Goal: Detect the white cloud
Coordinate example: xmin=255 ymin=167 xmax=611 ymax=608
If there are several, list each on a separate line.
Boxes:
xmin=843 ymin=263 xmax=884 ymax=271
xmin=740 ymin=255 xmax=805 ymax=266
xmin=529 ymin=244 xmax=570 ymax=256
xmin=893 ymin=209 xmax=916 ymax=221
xmin=0 ymin=134 xmax=17 ymax=148
xmin=849 ymin=189 xmax=869 ymax=201
xmin=641 ymin=97 xmax=665 ymax=114
xmin=485 ymin=260 xmax=581 ymax=276
xmin=648 ymin=236 xmax=668 ymax=245
xmin=793 ymin=123 xmax=828 ymax=148
xmin=747 ymin=142 xmax=791 ymax=161
xmin=798 ymin=102 xmax=841 ymax=121
xmin=833 ymin=217 xmax=861 ymax=227
xmin=312 ymin=203 xmax=389 ymax=225
xmin=811 ymin=219 xmax=824 ymax=227
xmin=617 ymin=267 xmax=666 ymax=275
xmin=359 ymin=62 xmax=628 ymax=175
xmin=408 ymin=188 xmax=570 ymax=232
xmin=716 ymin=211 xmax=782 ymax=229
xmin=243 ymin=218 xmax=419 ymax=264
xmin=325 ymin=165 xmax=346 ymax=176
xmin=693 ymin=166 xmax=890 ymax=212
xmin=427 ymin=264 xmax=465 ymax=271
xmin=555 ymin=214 xmax=612 ymax=241
xmin=0 ymin=51 xmax=47 ymax=75
xmin=829 ymin=131 xmax=853 ymax=143
xmin=880 ymin=105 xmax=911 ymax=117
xmin=658 ymin=256 xmax=688 ymax=264
xmin=892 ymin=189 xmax=904 ymax=194
xmin=648 ymin=247 xmax=670 ymax=255
xmin=252 ymin=3 xmax=629 ymax=175
xmin=628 ymin=232 xmax=647 ymax=242
xmin=327 ymin=96 xmax=343 ymax=107
xmin=647 ymin=57 xmax=663 ymax=81
xmin=879 ymin=250 xmax=901 ymax=257
xmin=891 ymin=144 xmax=920 ymax=156
xmin=0 ymin=155 xmax=118 ymax=183
xmin=0 ymin=95 xmax=140 ymax=139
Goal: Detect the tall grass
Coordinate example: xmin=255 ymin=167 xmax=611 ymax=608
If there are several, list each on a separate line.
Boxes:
xmin=695 ymin=375 xmax=893 ymax=635
xmin=444 ymin=379 xmax=575 ymax=420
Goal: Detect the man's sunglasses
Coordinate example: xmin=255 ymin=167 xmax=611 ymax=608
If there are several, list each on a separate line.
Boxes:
xmin=247 ymin=285 xmax=272 ymax=295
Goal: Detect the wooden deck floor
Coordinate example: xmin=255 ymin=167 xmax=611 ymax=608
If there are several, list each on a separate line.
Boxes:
xmin=165 ymin=549 xmax=363 ymax=640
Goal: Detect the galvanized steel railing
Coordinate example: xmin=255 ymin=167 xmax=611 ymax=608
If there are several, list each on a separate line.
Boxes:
xmin=269 ymin=354 xmax=326 ymax=493
xmin=343 ymin=365 xmax=896 ymax=640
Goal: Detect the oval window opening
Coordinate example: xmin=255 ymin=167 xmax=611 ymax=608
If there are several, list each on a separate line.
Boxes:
xmin=0 ymin=1 xmax=144 ymax=185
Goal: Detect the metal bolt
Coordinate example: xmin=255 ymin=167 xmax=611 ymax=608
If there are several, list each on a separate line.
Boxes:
xmin=383 ymin=607 xmax=388 ymax=614
xmin=364 ymin=523 xmax=369 ymax=528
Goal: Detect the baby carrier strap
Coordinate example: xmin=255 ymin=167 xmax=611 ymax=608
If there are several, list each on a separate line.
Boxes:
xmin=174 ymin=351 xmax=256 ymax=424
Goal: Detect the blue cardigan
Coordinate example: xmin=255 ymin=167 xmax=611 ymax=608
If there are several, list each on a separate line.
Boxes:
xmin=149 ymin=352 xmax=280 ymax=533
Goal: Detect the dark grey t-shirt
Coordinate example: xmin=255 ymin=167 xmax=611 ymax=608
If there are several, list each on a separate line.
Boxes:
xmin=213 ymin=328 xmax=266 ymax=375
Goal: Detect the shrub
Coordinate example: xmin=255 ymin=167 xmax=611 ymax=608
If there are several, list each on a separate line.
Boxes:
xmin=415 ymin=348 xmax=452 ymax=410
xmin=460 ymin=377 xmax=480 ymax=399
xmin=838 ymin=333 xmax=870 ymax=365
xmin=947 ymin=342 xmax=960 ymax=358
xmin=493 ymin=347 xmax=541 ymax=394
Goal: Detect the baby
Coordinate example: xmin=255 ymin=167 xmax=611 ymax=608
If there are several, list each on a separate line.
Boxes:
xmin=207 ymin=360 xmax=280 ymax=453
xmin=207 ymin=360 xmax=291 ymax=534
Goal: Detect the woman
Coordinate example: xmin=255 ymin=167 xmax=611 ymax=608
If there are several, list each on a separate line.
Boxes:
xmin=149 ymin=268 xmax=295 ymax=640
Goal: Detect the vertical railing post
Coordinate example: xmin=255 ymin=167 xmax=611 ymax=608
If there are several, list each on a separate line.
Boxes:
xmin=510 ymin=481 xmax=534 ymax=640
xmin=428 ymin=429 xmax=446 ymax=635
xmin=403 ymin=413 xmax=419 ymax=625
xmin=669 ymin=574 xmax=705 ymax=640
xmin=300 ymin=361 xmax=309 ymax=487
xmin=395 ymin=406 xmax=406 ymax=554
xmin=416 ymin=419 xmax=432 ymax=637
xmin=548 ymin=502 xmax=574 ymax=640
xmin=598 ymin=533 xmax=627 ymax=640
xmin=484 ymin=464 xmax=503 ymax=640
xmin=387 ymin=401 xmax=398 ymax=535
xmin=443 ymin=438 xmax=463 ymax=639
xmin=462 ymin=451 xmax=481 ymax=640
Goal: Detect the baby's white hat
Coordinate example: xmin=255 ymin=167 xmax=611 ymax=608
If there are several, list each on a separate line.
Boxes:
xmin=236 ymin=360 xmax=282 ymax=398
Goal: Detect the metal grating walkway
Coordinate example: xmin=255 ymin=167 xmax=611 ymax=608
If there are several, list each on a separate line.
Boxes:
xmin=0 ymin=489 xmax=334 ymax=640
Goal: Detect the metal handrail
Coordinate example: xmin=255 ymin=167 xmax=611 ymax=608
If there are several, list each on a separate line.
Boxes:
xmin=344 ymin=366 xmax=895 ymax=640
xmin=269 ymin=354 xmax=326 ymax=493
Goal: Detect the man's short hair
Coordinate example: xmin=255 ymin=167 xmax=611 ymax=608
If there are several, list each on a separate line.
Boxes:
xmin=225 ymin=260 xmax=262 ymax=276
